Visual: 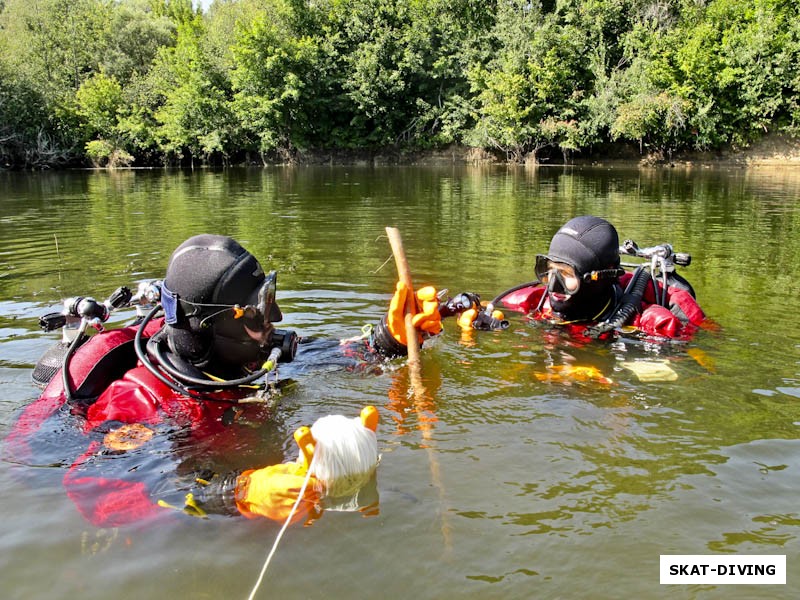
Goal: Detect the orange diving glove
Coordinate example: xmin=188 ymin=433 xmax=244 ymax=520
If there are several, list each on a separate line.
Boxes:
xmin=457 ymin=307 xmax=507 ymax=331
xmin=412 ymin=286 xmax=443 ymax=336
xmin=386 ymin=282 xmax=443 ymax=345
xmin=234 ymin=462 xmax=320 ymax=524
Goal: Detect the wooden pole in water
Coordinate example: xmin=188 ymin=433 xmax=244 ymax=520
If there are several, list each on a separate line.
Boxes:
xmin=385 ymin=227 xmax=423 ymax=378
xmin=384 ymin=226 xmax=452 ymax=556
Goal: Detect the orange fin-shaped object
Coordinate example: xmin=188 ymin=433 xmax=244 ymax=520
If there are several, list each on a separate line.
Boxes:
xmin=294 ymin=425 xmax=316 ymax=471
xmin=360 ymin=405 xmax=379 ymax=432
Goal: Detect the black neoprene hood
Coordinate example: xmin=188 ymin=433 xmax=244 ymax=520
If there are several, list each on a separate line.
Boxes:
xmin=164 ymin=234 xmax=282 ymax=323
xmin=546 ymin=216 xmax=620 ymax=274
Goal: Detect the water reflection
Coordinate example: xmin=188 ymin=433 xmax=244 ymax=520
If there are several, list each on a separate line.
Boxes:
xmin=1 ymin=165 xmax=800 ymax=599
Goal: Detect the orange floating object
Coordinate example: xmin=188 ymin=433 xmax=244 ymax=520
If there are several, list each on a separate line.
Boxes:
xmin=103 ymin=423 xmax=154 ymax=451
xmin=360 ymin=405 xmax=379 ymax=432
xmin=294 ymin=426 xmax=316 ymax=472
xmin=687 ymin=347 xmax=716 ymax=373
xmin=534 ymin=364 xmax=613 ymax=385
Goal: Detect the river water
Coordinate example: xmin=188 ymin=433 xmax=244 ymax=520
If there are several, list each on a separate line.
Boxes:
xmin=1 ymin=165 xmax=798 ymax=599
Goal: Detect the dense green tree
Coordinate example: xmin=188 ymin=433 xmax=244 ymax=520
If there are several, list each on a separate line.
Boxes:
xmin=317 ymin=0 xmax=495 ymax=147
xmin=0 ymin=0 xmax=111 ymax=100
xmin=227 ymin=0 xmax=321 ymax=157
xmin=148 ymin=0 xmax=197 ymax=25
xmin=392 ymin=0 xmax=496 ymax=147
xmin=76 ymin=72 xmax=124 ymax=137
xmin=103 ymin=0 xmax=177 ymax=85
xmin=0 ymin=0 xmax=115 ymax=165
xmin=618 ymin=0 xmax=800 ymax=151
xmin=0 ymin=0 xmax=798 ymax=168
xmin=0 ymin=62 xmax=52 ymax=166
xmin=150 ymin=17 xmax=238 ymax=163
xmin=467 ymin=1 xmax=592 ymax=161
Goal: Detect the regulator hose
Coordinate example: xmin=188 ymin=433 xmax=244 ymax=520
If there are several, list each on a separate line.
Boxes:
xmin=61 ymin=329 xmax=88 ymax=403
xmin=149 ymin=340 xmax=275 ymax=389
xmin=134 ymin=306 xmax=207 ymax=399
xmin=133 ymin=305 xmax=280 ymax=399
xmin=475 ymin=280 xmax=540 ymax=329
xmin=585 ymin=266 xmax=650 ymax=339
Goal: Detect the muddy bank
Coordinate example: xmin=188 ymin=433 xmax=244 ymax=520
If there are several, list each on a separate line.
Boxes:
xmin=290 ymin=134 xmax=800 ymax=169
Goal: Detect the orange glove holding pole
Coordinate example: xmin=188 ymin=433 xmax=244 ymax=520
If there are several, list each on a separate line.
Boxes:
xmin=386 ymin=282 xmax=443 ymax=346
xmin=385 ymin=228 xmax=422 ymax=366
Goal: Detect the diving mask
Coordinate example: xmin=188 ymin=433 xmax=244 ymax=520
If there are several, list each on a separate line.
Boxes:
xmin=534 ymin=255 xmax=624 ymax=296
xmin=234 ymin=270 xmax=279 ymax=332
xmin=535 ymin=255 xmax=582 ymax=295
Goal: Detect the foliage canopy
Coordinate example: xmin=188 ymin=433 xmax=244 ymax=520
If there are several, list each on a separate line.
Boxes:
xmin=1 ymin=0 xmax=798 ymax=167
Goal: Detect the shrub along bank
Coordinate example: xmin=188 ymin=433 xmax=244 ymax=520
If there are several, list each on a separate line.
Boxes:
xmin=1 ymin=0 xmax=799 ymax=169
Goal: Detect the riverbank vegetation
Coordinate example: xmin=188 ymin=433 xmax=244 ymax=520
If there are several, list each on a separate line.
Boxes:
xmin=1 ymin=0 xmax=799 ymax=168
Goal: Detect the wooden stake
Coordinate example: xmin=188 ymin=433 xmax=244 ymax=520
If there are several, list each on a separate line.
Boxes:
xmin=385 ymin=227 xmax=422 ymax=374
xmin=384 ymin=227 xmax=452 ymax=556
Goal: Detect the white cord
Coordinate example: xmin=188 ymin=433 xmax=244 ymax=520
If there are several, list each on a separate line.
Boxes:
xmin=246 ymin=454 xmax=317 ymax=600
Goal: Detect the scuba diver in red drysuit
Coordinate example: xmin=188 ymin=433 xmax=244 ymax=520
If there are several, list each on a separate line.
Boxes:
xmin=456 ymin=216 xmax=707 ymax=385
xmin=5 ymin=234 xmax=474 ymax=527
xmin=462 ymin=216 xmax=705 ymax=341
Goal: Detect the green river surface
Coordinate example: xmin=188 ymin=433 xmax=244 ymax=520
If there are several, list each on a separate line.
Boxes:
xmin=1 ymin=165 xmax=799 ymax=599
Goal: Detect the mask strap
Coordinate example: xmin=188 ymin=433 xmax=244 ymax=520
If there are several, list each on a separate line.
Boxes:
xmin=161 ymin=283 xmax=180 ymax=324
xmin=582 ymin=268 xmax=624 ymax=282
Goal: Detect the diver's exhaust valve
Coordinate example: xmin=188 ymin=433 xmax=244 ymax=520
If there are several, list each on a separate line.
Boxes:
xmin=130 ymin=280 xmax=162 ymax=319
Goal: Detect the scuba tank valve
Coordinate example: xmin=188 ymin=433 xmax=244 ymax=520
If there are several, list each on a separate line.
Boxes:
xmin=585 ymin=238 xmax=695 ymax=339
xmin=619 ymin=239 xmax=693 ymax=308
xmin=620 ymin=239 xmax=691 ymax=270
xmin=34 ymin=286 xmax=132 ymax=394
xmin=39 ymin=286 xmax=133 ymax=336
xmin=131 ymin=280 xmax=162 ymax=318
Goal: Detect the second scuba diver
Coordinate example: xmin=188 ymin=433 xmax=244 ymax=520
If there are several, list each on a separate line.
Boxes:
xmin=464 ymin=215 xmax=706 ymax=340
xmin=6 ymin=234 xmax=478 ymax=526
xmin=456 ymin=215 xmax=707 ymax=385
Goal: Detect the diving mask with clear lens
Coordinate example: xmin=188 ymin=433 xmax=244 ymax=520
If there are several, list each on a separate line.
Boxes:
xmin=534 ymin=255 xmax=625 ymax=296
xmin=236 ymin=270 xmax=278 ymax=332
xmin=535 ymin=255 xmax=582 ymax=295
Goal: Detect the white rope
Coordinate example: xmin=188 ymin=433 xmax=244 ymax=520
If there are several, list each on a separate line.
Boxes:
xmin=246 ymin=454 xmax=317 ymax=600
